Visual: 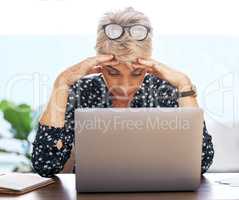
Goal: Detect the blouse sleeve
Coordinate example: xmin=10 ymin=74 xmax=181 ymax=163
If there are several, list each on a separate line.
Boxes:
xmin=31 ymin=83 xmax=77 ymax=177
xmin=157 ymin=79 xmax=215 ymax=174
xmin=201 ymin=121 xmax=214 ymax=174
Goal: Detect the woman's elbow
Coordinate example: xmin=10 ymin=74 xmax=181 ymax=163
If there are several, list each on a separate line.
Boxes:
xmin=32 ymin=158 xmax=63 ymax=177
xmin=31 ymin=150 xmax=63 ymax=177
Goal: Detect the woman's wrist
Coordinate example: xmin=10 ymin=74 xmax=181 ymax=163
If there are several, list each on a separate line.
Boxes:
xmin=178 ymin=84 xmax=193 ymax=92
xmin=176 ymin=79 xmax=198 ymax=107
xmin=54 ymin=70 xmax=85 ymax=88
xmin=177 ymin=77 xmax=193 ymax=92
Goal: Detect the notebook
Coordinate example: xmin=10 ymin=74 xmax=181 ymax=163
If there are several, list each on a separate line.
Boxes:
xmin=0 ymin=173 xmax=56 ymax=195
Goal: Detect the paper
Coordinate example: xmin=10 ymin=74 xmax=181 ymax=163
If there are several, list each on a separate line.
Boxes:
xmin=0 ymin=173 xmax=54 ymax=191
xmin=216 ymin=178 xmax=239 ymax=187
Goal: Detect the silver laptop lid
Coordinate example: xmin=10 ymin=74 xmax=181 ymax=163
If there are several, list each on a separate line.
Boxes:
xmin=75 ymin=107 xmax=204 ymax=192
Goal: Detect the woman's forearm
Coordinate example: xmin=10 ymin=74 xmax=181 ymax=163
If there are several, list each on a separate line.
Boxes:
xmin=176 ymin=84 xmax=214 ymax=174
xmin=33 ymin=78 xmax=76 ymax=177
xmin=39 ymin=55 xmax=114 ymax=128
xmin=40 ymin=79 xmax=70 ymax=128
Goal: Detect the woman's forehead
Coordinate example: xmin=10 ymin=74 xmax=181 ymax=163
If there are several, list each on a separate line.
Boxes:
xmin=110 ymin=61 xmax=137 ymax=71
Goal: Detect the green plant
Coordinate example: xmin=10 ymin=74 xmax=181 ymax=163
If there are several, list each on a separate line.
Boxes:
xmin=0 ymin=99 xmax=40 ymax=172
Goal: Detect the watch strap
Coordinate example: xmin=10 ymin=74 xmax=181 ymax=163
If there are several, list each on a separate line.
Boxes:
xmin=178 ymin=90 xmax=196 ymax=98
xmin=177 ymin=84 xmax=197 ymax=99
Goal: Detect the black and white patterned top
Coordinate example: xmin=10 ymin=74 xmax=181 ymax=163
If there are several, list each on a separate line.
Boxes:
xmin=31 ymin=73 xmax=214 ymax=177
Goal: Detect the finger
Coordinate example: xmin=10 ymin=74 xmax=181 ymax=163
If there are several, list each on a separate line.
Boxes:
xmin=132 ymin=63 xmax=158 ymax=75
xmin=72 ymin=54 xmax=114 ymax=71
xmin=131 ymin=63 xmax=148 ymax=70
xmin=137 ymin=58 xmax=156 ymax=67
xmin=137 ymin=58 xmax=160 ymax=73
xmin=134 ymin=62 xmax=164 ymax=78
xmin=100 ymin=59 xmax=120 ymax=66
xmin=138 ymin=58 xmax=167 ymax=74
xmin=75 ymin=59 xmax=118 ymax=76
xmin=138 ymin=58 xmax=164 ymax=72
xmin=85 ymin=54 xmax=114 ymax=67
xmin=139 ymin=58 xmax=174 ymax=74
xmin=86 ymin=65 xmax=102 ymax=75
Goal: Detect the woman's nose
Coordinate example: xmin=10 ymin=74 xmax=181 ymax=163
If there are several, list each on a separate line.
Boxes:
xmin=121 ymin=78 xmax=133 ymax=88
xmin=120 ymin=80 xmax=137 ymax=92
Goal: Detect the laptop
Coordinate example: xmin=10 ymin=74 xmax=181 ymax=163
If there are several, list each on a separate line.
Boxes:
xmin=75 ymin=107 xmax=204 ymax=192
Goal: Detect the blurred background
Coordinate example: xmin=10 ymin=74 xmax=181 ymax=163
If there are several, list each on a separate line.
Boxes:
xmin=0 ymin=0 xmax=239 ymax=173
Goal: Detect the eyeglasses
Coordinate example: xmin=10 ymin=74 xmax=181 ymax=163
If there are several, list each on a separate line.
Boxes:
xmin=102 ymin=23 xmax=150 ymax=41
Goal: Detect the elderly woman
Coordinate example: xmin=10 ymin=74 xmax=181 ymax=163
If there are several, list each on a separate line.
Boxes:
xmin=32 ymin=7 xmax=214 ymax=177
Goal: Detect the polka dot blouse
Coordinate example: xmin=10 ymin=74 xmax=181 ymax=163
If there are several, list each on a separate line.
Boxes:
xmin=31 ymin=73 xmax=214 ymax=177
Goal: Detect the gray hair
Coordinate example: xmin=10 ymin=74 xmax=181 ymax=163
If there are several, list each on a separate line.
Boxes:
xmin=95 ymin=7 xmax=153 ymax=64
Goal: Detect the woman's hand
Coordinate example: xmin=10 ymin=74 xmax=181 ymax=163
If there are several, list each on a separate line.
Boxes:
xmin=136 ymin=58 xmax=192 ymax=90
xmin=55 ymin=54 xmax=116 ymax=87
xmin=40 ymin=54 xmax=116 ymax=127
xmin=135 ymin=58 xmax=198 ymax=107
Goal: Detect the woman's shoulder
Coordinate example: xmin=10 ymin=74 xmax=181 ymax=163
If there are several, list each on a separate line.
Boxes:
xmin=71 ymin=74 xmax=104 ymax=91
xmin=65 ymin=74 xmax=104 ymax=112
xmin=145 ymin=73 xmax=178 ymax=102
xmin=145 ymin=73 xmax=177 ymax=90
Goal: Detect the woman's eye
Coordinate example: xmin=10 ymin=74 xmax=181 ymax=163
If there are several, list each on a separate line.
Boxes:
xmin=132 ymin=72 xmax=142 ymax=76
xmin=132 ymin=69 xmax=144 ymax=76
xmin=105 ymin=65 xmax=120 ymax=76
xmin=108 ymin=70 xmax=120 ymax=76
